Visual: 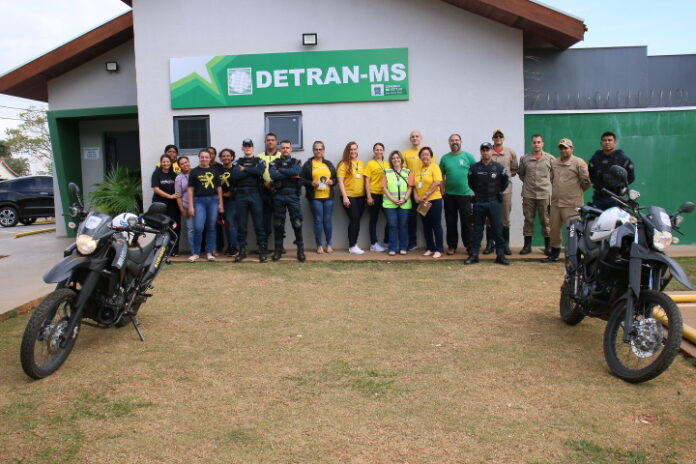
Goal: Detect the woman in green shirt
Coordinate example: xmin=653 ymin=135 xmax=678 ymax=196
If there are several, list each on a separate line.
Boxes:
xmin=381 ymin=151 xmax=414 ymax=255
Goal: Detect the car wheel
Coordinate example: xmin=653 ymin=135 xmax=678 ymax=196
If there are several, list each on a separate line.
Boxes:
xmin=0 ymin=205 xmax=19 ymax=227
xmin=20 ymin=217 xmax=37 ymax=225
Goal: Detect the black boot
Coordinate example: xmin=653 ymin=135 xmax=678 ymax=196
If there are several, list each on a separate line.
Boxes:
xmin=234 ymin=246 xmax=247 ymax=262
xmin=482 ymin=226 xmax=494 ymax=255
xmin=520 ymin=236 xmax=532 ymax=255
xmin=259 ymin=243 xmax=268 ymax=263
xmin=542 ymin=237 xmax=551 ymax=256
xmin=272 ymin=245 xmax=283 ymax=261
xmin=464 ymin=254 xmax=479 ymax=265
xmin=293 ymin=226 xmax=305 ymax=262
xmin=495 ymin=254 xmax=510 ymax=265
xmin=297 ymin=245 xmax=306 ymax=262
xmin=503 ymin=227 xmax=512 ymax=255
xmin=541 ymin=247 xmax=561 ymax=263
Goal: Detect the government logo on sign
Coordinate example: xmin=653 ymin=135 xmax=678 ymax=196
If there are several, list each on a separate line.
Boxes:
xmin=227 ymin=68 xmax=253 ymax=95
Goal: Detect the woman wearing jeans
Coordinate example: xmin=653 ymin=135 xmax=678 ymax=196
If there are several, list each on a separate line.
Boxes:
xmin=300 ymin=140 xmax=337 ymax=254
xmin=337 ymin=141 xmax=367 ymax=254
xmin=364 ymin=142 xmax=389 ymax=252
xmin=219 ymin=148 xmax=239 ymax=256
xmin=413 ymin=147 xmax=444 ymax=258
xmin=187 ymin=149 xmax=223 ymax=262
xmin=381 ymin=151 xmax=414 ymax=255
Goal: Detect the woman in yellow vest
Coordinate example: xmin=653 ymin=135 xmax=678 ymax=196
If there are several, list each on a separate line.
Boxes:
xmin=413 ymin=147 xmax=444 ymax=258
xmin=381 ymin=150 xmax=414 ymax=255
xmin=364 ymin=142 xmax=390 ymax=252
xmin=337 ymin=141 xmax=367 ymax=254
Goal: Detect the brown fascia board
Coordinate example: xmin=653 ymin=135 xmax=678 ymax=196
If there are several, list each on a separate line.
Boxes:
xmin=0 ymin=11 xmax=133 ymax=102
xmin=441 ymin=0 xmax=585 ymax=49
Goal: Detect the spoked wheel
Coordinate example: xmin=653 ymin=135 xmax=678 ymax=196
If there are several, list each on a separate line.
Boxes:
xmin=603 ymin=290 xmax=683 ymax=383
xmin=20 ymin=289 xmax=80 ymax=379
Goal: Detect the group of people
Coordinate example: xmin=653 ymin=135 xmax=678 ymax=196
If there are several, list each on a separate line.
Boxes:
xmin=149 ymin=130 xmax=634 ymax=265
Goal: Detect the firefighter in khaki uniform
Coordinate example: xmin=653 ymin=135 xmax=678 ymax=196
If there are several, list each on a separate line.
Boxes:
xmin=483 ymin=129 xmax=518 ymax=255
xmin=518 ymin=134 xmax=554 ymax=255
xmin=542 ymin=138 xmax=591 ymax=263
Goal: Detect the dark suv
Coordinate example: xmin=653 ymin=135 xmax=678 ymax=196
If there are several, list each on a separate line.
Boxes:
xmin=0 ymin=175 xmax=55 ymax=227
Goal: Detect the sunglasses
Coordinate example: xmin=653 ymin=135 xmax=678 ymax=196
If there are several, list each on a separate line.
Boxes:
xmin=493 ymin=135 xmax=504 ymax=139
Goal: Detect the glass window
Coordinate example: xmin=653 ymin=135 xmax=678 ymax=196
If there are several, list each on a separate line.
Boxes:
xmin=174 ymin=116 xmax=210 ymax=154
xmin=264 ymin=112 xmax=303 ymax=150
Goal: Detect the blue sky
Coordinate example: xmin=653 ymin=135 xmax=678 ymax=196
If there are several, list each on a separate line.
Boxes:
xmin=1 ymin=0 xmax=695 ymax=136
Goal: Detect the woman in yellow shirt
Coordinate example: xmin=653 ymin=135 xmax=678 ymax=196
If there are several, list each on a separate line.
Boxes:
xmin=300 ymin=140 xmax=337 ymax=254
xmin=364 ymin=142 xmax=390 ymax=252
xmin=413 ymin=147 xmax=444 ymax=258
xmin=337 ymin=141 xmax=366 ymax=254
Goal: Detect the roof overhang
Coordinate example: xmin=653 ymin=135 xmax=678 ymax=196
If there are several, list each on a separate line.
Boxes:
xmin=2 ymin=1 xmax=584 ymax=102
xmin=441 ymin=0 xmax=586 ymax=49
xmin=0 ymin=11 xmax=133 ymax=102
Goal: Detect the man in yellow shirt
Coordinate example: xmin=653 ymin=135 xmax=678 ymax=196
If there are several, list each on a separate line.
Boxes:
xmin=256 ymin=133 xmax=282 ymax=249
xmin=402 ymin=130 xmax=431 ymax=250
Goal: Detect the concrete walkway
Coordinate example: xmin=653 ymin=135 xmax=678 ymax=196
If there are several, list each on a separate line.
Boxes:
xmin=0 ymin=225 xmax=71 ymax=318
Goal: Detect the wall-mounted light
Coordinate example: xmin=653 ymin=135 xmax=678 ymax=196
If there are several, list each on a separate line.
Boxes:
xmin=105 ymin=61 xmax=119 ymax=73
xmin=302 ymin=33 xmax=318 ymax=46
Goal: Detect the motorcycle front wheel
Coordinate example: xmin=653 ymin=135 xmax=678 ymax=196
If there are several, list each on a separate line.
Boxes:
xmin=559 ymin=280 xmax=585 ymax=325
xmin=603 ymin=290 xmax=683 ymax=383
xmin=20 ymin=289 xmax=80 ymax=379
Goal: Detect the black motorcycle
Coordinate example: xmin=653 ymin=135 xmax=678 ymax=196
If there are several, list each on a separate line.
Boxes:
xmin=20 ymin=183 xmax=176 ymax=379
xmin=560 ymin=166 xmax=694 ymax=383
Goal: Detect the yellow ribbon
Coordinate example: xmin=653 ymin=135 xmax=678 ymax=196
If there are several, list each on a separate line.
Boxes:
xmin=220 ymin=171 xmax=231 ymax=188
xmin=202 ymin=171 xmax=215 ymax=189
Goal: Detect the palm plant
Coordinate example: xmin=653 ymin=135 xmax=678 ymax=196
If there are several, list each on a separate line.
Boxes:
xmin=89 ymin=166 xmax=143 ymax=216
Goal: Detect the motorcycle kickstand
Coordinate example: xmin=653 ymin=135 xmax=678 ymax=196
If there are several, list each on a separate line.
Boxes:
xmin=130 ymin=315 xmax=145 ymax=342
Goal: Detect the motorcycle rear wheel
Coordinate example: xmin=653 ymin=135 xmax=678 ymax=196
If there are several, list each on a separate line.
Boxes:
xmin=603 ymin=290 xmax=683 ymax=383
xmin=20 ymin=289 xmax=80 ymax=379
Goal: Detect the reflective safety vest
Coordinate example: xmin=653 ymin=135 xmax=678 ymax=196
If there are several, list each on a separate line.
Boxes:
xmin=382 ymin=168 xmax=412 ymax=209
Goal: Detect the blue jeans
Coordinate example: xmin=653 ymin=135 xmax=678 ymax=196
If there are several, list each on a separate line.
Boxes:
xmin=384 ymin=207 xmax=409 ymax=252
xmin=420 ymin=198 xmax=444 ymax=253
xmin=223 ymin=199 xmax=238 ymax=249
xmin=471 ymin=200 xmax=504 ymax=256
xmin=193 ymin=195 xmax=218 ymax=254
xmin=184 ymin=215 xmax=194 ymax=252
xmin=310 ymin=198 xmax=334 ymax=247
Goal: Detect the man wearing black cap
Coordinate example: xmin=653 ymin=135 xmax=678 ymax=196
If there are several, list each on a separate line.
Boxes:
xmin=466 ymin=142 xmax=510 ymax=265
xmin=232 ymin=138 xmax=268 ymax=262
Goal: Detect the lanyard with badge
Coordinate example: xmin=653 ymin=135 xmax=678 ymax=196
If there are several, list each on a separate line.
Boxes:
xmin=417 ymin=168 xmax=429 ymax=190
xmin=353 ymin=163 xmax=362 ymax=179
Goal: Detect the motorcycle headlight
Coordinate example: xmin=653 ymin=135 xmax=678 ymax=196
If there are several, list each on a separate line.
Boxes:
xmin=652 ymin=229 xmax=673 ymax=252
xmin=76 ymin=234 xmax=98 ymax=255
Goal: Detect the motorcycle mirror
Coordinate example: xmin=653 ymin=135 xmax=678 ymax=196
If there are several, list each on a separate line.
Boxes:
xmin=609 ymin=165 xmax=628 ymax=184
xmin=68 ymin=182 xmax=81 ymax=199
xmin=147 ymin=202 xmax=167 ymax=215
xmin=678 ymin=201 xmax=695 ymax=214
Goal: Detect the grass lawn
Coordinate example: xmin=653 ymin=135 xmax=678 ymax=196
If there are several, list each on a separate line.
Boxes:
xmin=1 ymin=261 xmax=695 ymax=464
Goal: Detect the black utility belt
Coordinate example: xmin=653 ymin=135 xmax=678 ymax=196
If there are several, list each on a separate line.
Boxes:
xmin=473 ymin=196 xmax=500 ymax=203
xmin=274 ymin=189 xmax=299 ymax=195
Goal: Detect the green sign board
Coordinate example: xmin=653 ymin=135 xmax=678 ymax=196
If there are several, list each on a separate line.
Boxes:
xmin=170 ymin=48 xmax=409 ymax=109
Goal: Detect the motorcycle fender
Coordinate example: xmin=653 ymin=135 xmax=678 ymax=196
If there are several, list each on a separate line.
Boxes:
xmin=609 ymin=222 xmax=635 ymax=248
xmin=630 ymin=243 xmax=693 ymax=290
xmin=565 ymin=220 xmax=582 ymax=272
xmin=43 ymin=256 xmax=90 ymax=283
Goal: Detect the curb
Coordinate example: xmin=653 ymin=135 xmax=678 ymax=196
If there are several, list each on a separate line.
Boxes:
xmin=0 ymin=294 xmax=48 ymax=324
xmin=14 ymin=228 xmax=56 ymax=238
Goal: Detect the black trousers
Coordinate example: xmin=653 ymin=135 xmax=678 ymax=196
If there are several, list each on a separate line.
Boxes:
xmin=444 ymin=194 xmax=473 ymax=251
xmin=343 ymin=196 xmax=366 ymax=247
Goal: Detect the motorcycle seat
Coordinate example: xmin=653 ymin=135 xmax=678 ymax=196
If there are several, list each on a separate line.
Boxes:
xmin=127 ymin=240 xmax=157 ymax=265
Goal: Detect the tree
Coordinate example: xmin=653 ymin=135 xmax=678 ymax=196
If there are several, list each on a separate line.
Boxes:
xmin=4 ymin=108 xmax=53 ymax=174
xmin=0 ymin=139 xmax=31 ymax=176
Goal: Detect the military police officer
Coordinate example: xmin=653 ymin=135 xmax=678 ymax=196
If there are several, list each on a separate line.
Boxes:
xmin=518 ymin=134 xmax=554 ymax=255
xmin=232 ymin=139 xmax=268 ymax=262
xmin=269 ymin=140 xmax=305 ymax=262
xmin=542 ymin=138 xmax=591 ymax=263
xmin=466 ymin=142 xmax=510 ymax=265
xmin=588 ymin=131 xmax=635 ymax=210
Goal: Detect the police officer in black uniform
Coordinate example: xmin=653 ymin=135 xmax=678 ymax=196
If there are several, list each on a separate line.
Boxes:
xmin=588 ymin=131 xmax=635 ymax=210
xmin=466 ymin=142 xmax=510 ymax=265
xmin=269 ymin=140 xmax=305 ymax=262
xmin=232 ymin=138 xmax=268 ymax=262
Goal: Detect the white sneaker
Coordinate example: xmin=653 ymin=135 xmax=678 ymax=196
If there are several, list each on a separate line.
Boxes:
xmin=349 ymin=245 xmax=365 ymax=255
xmin=433 ymin=251 xmax=442 ymax=258
xmin=423 ymin=250 xmax=433 ymax=256
xmin=370 ymin=243 xmax=385 ymax=252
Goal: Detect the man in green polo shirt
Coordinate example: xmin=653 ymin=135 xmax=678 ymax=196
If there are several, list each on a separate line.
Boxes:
xmin=439 ymin=133 xmax=477 ymax=255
